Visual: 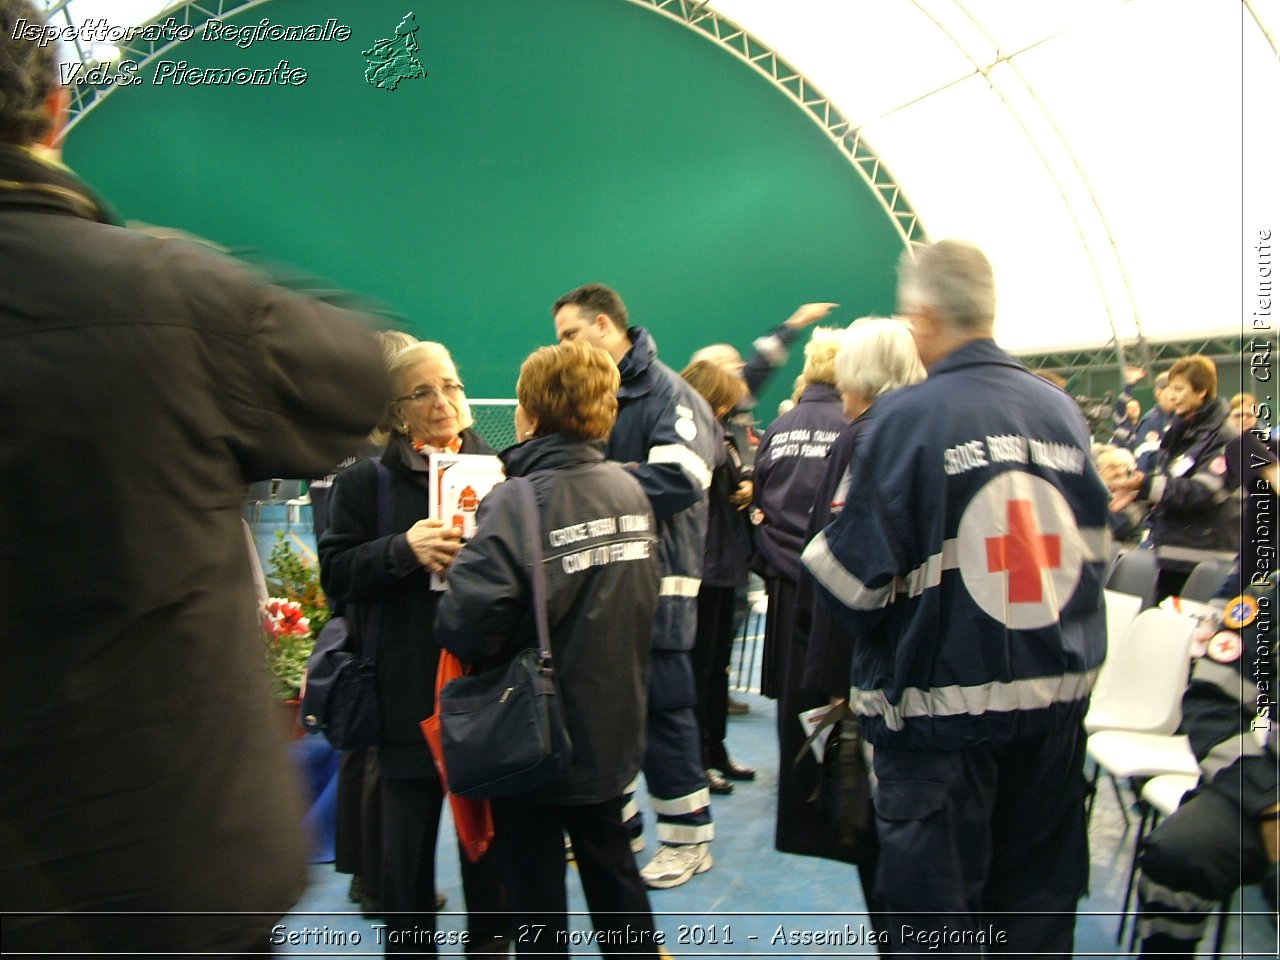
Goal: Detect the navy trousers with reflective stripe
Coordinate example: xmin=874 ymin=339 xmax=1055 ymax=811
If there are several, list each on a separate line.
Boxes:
xmin=1137 ymin=787 xmax=1270 ymax=959
xmin=871 ymin=718 xmax=1088 ymax=957
xmin=624 ymin=651 xmax=712 ymax=845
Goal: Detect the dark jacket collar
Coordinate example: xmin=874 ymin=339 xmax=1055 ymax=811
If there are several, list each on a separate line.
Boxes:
xmin=0 ymin=143 xmax=121 ymax=224
xmin=501 ymin=434 xmax=607 ymax=477
xmin=928 ymin=338 xmax=1026 ymax=378
xmin=616 ymin=326 xmax=659 ymax=399
xmin=1163 ymin=397 xmax=1232 ymax=451
xmin=798 ymin=382 xmax=842 ymax=405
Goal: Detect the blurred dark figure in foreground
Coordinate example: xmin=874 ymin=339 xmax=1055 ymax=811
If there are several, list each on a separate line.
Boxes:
xmin=0 ymin=1 xmax=388 ymax=952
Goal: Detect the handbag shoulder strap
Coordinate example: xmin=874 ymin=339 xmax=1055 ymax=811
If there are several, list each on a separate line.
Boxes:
xmin=359 ymin=458 xmax=393 ymax=665
xmin=510 ymin=476 xmax=552 ymax=663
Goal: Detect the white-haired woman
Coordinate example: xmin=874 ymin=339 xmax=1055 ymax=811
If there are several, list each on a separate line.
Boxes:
xmin=777 ymin=317 xmax=925 ymax=946
xmin=320 ymin=341 xmax=510 ymax=955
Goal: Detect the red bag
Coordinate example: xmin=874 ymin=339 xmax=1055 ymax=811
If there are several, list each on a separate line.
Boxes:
xmin=421 ymin=650 xmax=494 ymax=863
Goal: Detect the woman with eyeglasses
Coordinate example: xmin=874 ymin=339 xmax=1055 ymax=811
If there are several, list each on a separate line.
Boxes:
xmin=320 ymin=341 xmax=510 ymax=956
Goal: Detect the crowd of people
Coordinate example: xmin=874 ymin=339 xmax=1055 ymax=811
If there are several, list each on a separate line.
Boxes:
xmin=2 ymin=1 xmax=1275 ymax=956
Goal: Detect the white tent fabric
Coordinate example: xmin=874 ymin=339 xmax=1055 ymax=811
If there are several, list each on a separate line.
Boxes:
xmin=709 ymin=0 xmax=1277 ymax=353
xmin=45 ymin=0 xmax=1280 ymax=353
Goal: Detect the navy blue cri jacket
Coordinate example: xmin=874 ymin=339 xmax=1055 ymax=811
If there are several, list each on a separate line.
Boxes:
xmin=1140 ymin=397 xmax=1241 ymax=573
xmin=752 ymin=383 xmax=849 ymax=583
xmin=606 ymin=326 xmax=717 ymax=652
xmin=803 ymin=340 xmax=1110 ymax=751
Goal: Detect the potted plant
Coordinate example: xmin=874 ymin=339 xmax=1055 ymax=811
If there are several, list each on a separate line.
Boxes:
xmin=261 ymin=533 xmax=330 ymax=733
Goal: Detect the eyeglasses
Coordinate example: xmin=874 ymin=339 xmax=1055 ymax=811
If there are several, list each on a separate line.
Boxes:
xmin=396 ymin=382 xmax=465 ymax=404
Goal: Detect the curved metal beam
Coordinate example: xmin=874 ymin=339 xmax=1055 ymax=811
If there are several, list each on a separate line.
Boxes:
xmin=627 ymin=0 xmax=927 ymax=247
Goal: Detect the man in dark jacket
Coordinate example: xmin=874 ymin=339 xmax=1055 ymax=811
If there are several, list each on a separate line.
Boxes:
xmin=804 ymin=241 xmax=1110 ymax=956
xmin=689 ymin=300 xmax=838 ymax=468
xmin=1134 ymin=371 xmax=1176 ymax=472
xmin=553 ymin=283 xmax=719 ymax=890
xmin=0 ymin=3 xmax=388 ymax=953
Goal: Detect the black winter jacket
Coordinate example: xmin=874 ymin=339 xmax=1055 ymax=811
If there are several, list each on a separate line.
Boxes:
xmin=1141 ymin=398 xmax=1241 ymax=572
xmin=319 ymin=429 xmax=494 ymax=779
xmin=0 ymin=145 xmax=386 ymax=953
xmin=436 ymin=435 xmax=660 ymax=804
xmin=702 ymin=421 xmax=753 ymax=587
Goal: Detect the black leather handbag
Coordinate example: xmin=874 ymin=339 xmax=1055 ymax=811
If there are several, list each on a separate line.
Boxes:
xmin=438 ymin=476 xmax=572 ymax=799
xmin=791 ymin=701 xmax=875 ymax=864
xmin=299 ymin=460 xmax=390 ymax=750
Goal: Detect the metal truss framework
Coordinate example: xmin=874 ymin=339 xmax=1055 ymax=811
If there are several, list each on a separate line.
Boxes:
xmin=51 ymin=0 xmax=269 ymax=133
xmin=631 ymin=0 xmax=926 ymax=246
xmin=1015 ymin=335 xmax=1248 ymax=403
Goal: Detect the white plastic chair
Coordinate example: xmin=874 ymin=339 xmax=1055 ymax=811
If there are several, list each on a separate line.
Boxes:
xmin=1084 ymin=589 xmax=1144 ymax=731
xmin=1085 ymin=605 xmax=1195 ymax=736
xmin=1085 ymin=608 xmax=1198 ymax=826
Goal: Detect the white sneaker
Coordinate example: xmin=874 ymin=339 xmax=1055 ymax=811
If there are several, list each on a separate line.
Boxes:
xmin=639 ymin=842 xmax=712 ymax=889
xmin=630 ymin=835 xmax=646 ymax=854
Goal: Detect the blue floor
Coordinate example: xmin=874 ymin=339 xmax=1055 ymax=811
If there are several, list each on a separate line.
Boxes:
xmin=255 ymin=515 xmax=1278 ymax=957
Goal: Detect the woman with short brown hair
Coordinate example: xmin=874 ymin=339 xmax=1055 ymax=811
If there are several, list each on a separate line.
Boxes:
xmin=438 ymin=340 xmax=663 ymax=955
xmin=1108 ymin=354 xmax=1241 ymax=600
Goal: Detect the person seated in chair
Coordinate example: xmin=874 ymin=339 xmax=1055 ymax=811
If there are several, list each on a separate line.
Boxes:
xmin=1135 ymin=572 xmax=1278 ymax=958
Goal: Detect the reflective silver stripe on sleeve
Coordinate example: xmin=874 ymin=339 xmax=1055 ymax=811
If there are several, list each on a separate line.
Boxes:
xmin=802 ymin=531 xmax=894 ymax=610
xmin=648 ymin=443 xmax=713 ymax=490
xmin=1191 ymin=658 xmax=1258 ymax=706
xmin=1191 ymin=472 xmax=1225 ymax=493
xmin=903 ymin=526 xmax=1109 ymax=600
xmin=905 ymin=539 xmax=959 ymax=597
xmin=1078 ymin=526 xmax=1113 ymax=562
xmin=850 ymin=669 xmax=1098 ymax=732
xmin=1134 ymin=439 xmax=1161 ymax=457
xmin=1148 ymin=475 xmax=1167 ymax=503
xmin=659 ymin=576 xmax=702 ymax=598
xmin=808 ymin=524 xmax=1110 ymax=607
xmin=1199 ymin=733 xmax=1265 ymax=781
xmin=1155 ymin=545 xmax=1239 ymax=565
xmin=752 ymin=334 xmax=787 ymax=364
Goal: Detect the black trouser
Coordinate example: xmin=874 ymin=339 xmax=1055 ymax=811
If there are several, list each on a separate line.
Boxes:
xmin=380 ymin=775 xmax=509 ymax=956
xmin=760 ymin=575 xmax=798 ymax=700
xmin=1137 ymin=787 xmax=1270 ymax=958
xmin=335 ymin=748 xmax=382 ymax=902
xmin=490 ymin=794 xmax=658 ymax=958
xmin=871 ymin=721 xmax=1089 ymax=957
xmin=692 ymin=584 xmax=738 ymax=769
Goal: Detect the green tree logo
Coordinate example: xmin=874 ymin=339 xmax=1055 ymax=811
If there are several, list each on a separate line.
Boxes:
xmin=363 ymin=12 xmax=427 ymax=91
